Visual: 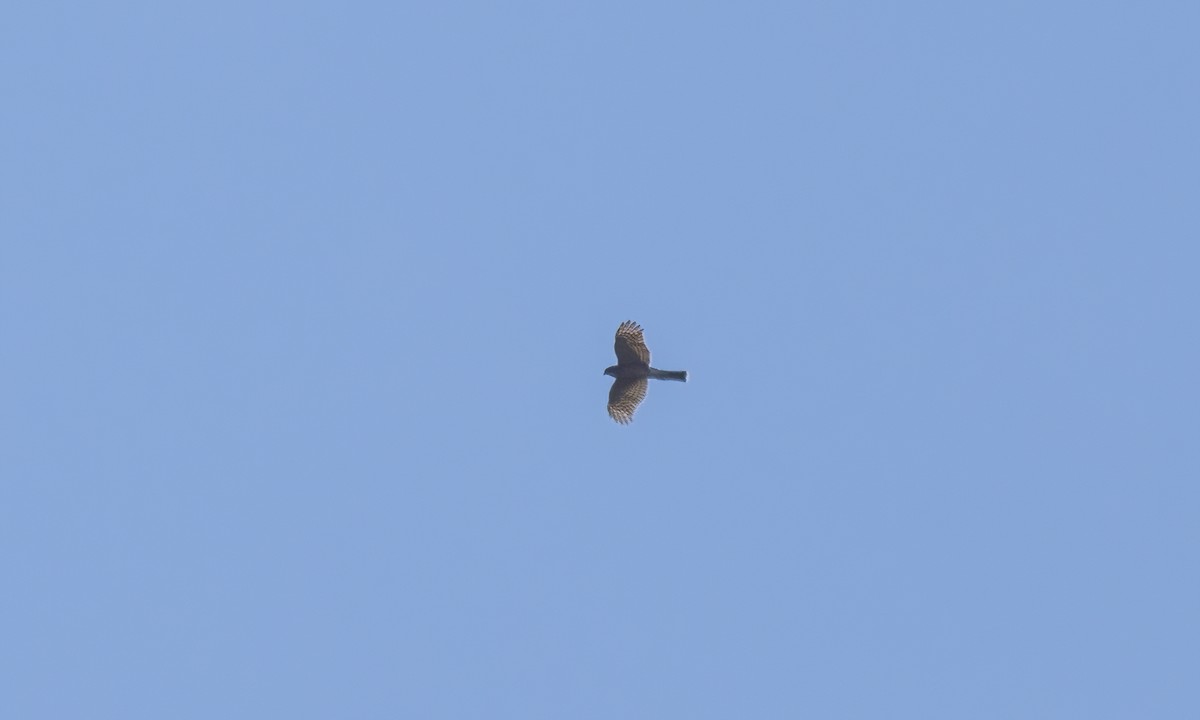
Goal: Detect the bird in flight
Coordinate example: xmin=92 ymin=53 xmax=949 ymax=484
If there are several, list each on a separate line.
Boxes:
xmin=603 ymin=321 xmax=688 ymax=424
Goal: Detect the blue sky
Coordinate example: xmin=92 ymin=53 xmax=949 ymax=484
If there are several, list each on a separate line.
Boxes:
xmin=3 ymin=2 xmax=1198 ymax=718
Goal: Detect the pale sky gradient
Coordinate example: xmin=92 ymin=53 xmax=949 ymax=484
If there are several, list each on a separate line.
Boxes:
xmin=3 ymin=2 xmax=1198 ymax=718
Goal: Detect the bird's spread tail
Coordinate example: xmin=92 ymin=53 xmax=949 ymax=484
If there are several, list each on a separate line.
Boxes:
xmin=649 ymin=368 xmax=688 ymax=382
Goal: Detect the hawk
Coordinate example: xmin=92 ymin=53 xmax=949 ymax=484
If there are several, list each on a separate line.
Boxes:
xmin=603 ymin=321 xmax=688 ymax=424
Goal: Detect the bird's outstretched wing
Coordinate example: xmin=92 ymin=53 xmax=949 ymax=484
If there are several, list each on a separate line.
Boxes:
xmin=607 ymin=378 xmax=648 ymax=424
xmin=613 ymin=320 xmax=650 ymax=366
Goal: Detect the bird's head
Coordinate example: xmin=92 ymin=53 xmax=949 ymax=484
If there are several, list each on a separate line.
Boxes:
xmin=603 ymin=365 xmax=619 ymax=378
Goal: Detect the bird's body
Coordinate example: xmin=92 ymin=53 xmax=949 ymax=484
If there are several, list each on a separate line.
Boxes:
xmin=604 ymin=364 xmax=688 ymax=381
xmin=603 ymin=321 xmax=688 ymax=424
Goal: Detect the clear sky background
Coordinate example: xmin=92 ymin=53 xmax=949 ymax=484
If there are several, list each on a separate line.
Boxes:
xmin=3 ymin=2 xmax=1198 ymax=718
